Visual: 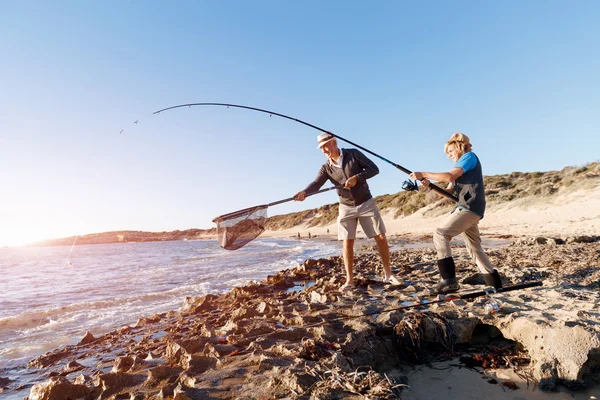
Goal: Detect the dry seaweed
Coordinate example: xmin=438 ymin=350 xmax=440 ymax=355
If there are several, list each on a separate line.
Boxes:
xmin=306 ymin=364 xmax=407 ymax=398
xmin=392 ymin=311 xmax=455 ymax=363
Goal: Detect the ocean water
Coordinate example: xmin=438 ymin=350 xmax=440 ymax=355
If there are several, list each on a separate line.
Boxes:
xmin=0 ymin=238 xmax=342 ymax=369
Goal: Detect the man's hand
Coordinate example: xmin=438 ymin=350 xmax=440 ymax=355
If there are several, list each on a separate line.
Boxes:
xmin=409 ymin=172 xmax=424 ymax=180
xmin=344 ymin=175 xmax=359 ymax=189
xmin=421 ymin=178 xmax=431 ymax=189
xmin=293 ymin=191 xmax=307 ymax=201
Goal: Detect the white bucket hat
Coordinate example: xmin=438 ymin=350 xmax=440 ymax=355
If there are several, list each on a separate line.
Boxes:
xmin=317 ymin=132 xmax=336 ymax=148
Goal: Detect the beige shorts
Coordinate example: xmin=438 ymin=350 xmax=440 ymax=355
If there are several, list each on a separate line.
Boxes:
xmin=337 ymin=198 xmax=386 ymax=240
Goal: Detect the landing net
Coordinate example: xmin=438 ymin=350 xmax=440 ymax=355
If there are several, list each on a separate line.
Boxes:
xmin=212 ymin=205 xmax=268 ymax=250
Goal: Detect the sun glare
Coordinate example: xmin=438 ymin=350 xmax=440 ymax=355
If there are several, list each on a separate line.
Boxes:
xmin=0 ymin=227 xmax=68 ymax=247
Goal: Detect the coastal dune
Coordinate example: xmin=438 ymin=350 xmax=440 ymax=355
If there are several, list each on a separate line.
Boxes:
xmin=264 ymin=177 xmax=600 ymax=240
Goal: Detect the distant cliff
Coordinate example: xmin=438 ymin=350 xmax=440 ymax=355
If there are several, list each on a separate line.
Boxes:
xmin=31 ymin=228 xmax=217 ymax=247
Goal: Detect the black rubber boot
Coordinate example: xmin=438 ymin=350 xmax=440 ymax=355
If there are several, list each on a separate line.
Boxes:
xmin=432 ymin=257 xmax=460 ymax=294
xmin=483 ymin=269 xmax=503 ymax=289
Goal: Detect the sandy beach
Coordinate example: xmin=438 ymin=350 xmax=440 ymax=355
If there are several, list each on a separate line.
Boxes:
xmin=264 ymin=184 xmax=600 ymax=240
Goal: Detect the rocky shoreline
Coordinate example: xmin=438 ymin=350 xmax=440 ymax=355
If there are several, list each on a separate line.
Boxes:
xmin=2 ymin=238 xmax=600 ymax=399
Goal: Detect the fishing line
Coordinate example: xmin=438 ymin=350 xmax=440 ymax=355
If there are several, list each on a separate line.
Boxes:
xmin=151 ymin=103 xmax=459 ymax=202
xmin=65 ymin=235 xmax=78 ymax=267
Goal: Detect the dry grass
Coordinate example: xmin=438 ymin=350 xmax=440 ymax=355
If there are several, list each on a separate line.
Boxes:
xmin=485 ymin=161 xmax=600 ymax=202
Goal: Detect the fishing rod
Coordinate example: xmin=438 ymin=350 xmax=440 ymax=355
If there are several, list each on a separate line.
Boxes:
xmin=153 ymin=103 xmax=458 ymax=203
xmin=212 ymin=186 xmax=341 ymax=223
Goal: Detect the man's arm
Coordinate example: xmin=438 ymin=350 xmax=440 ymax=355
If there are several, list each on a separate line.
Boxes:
xmin=411 ymin=152 xmax=477 ymax=183
xmin=351 ymin=149 xmax=379 ymax=182
xmin=294 ymin=165 xmax=329 ymax=201
xmin=414 ymin=168 xmax=464 ymax=183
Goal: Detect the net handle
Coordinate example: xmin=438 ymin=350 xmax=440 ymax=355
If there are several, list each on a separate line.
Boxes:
xmin=268 ymin=185 xmax=340 ymax=207
xmin=212 ymin=186 xmax=341 ymax=223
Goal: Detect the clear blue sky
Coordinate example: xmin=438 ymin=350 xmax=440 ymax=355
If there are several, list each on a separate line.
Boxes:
xmin=1 ymin=1 xmax=598 ymax=245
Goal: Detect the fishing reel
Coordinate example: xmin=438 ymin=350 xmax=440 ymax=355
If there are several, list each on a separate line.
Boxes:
xmin=402 ymin=179 xmax=419 ymax=192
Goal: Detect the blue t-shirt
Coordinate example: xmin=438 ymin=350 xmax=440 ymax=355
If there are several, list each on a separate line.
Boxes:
xmin=454 ymin=152 xmax=477 ymax=172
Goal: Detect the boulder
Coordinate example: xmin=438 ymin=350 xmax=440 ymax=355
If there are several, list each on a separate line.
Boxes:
xmin=495 ymin=314 xmax=600 ymax=387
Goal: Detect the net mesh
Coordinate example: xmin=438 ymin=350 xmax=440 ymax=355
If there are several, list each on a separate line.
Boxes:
xmin=213 ymin=206 xmax=268 ymax=250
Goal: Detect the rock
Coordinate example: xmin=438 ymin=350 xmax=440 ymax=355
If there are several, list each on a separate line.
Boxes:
xmin=494 ymin=314 xmax=600 ymax=384
xmin=256 ymin=301 xmax=270 ymax=314
xmin=180 ymin=294 xmax=218 ymax=314
xmin=165 ymin=340 xmax=205 ymax=364
xmin=93 ymin=372 xmax=142 ymax=397
xmin=0 ymin=376 xmax=13 ymax=387
xmin=402 ymin=285 xmax=418 ymax=293
xmin=538 ymin=359 xmax=559 ymax=390
xmin=112 ymin=356 xmax=135 ymax=372
xmin=172 ymin=383 xmax=193 ymax=400
xmin=257 ymin=356 xmax=294 ymax=372
xmin=117 ymin=325 xmax=133 ymax=335
xmin=309 ymin=291 xmax=328 ymax=304
xmin=78 ymin=331 xmax=96 ymax=345
xmin=230 ymin=306 xmax=260 ymax=321
xmin=28 ymin=376 xmax=89 ymax=400
xmin=327 ymin=352 xmax=352 ymax=371
xmin=154 ymin=382 xmax=178 ymax=399
xmin=177 ymin=373 xmax=197 ymax=388
xmin=146 ymin=365 xmax=183 ymax=384
xmin=180 ymin=354 xmax=220 ymax=373
xmin=451 ymin=318 xmax=481 ymax=344
xmin=277 ymin=369 xmax=318 ymax=394
xmin=73 ymin=374 xmax=91 ymax=385
xmin=135 ymin=317 xmax=151 ymax=327
xmin=201 ymin=343 xmax=221 ymax=358
xmin=60 ymin=360 xmax=85 ymax=376
xmin=216 ymin=319 xmax=240 ymax=336
xmin=308 ymin=302 xmax=328 ymax=311
xmin=28 ymin=348 xmax=74 ymax=368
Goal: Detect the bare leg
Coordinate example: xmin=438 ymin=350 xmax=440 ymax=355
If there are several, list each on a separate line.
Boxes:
xmin=373 ymin=233 xmax=392 ymax=279
xmin=342 ymin=239 xmax=355 ymax=287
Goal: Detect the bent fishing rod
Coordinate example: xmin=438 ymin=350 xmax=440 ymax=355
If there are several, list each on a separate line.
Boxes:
xmin=153 ymin=103 xmax=458 ymax=203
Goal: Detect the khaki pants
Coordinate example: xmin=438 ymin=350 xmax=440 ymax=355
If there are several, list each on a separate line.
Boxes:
xmin=433 ymin=208 xmax=494 ymax=274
